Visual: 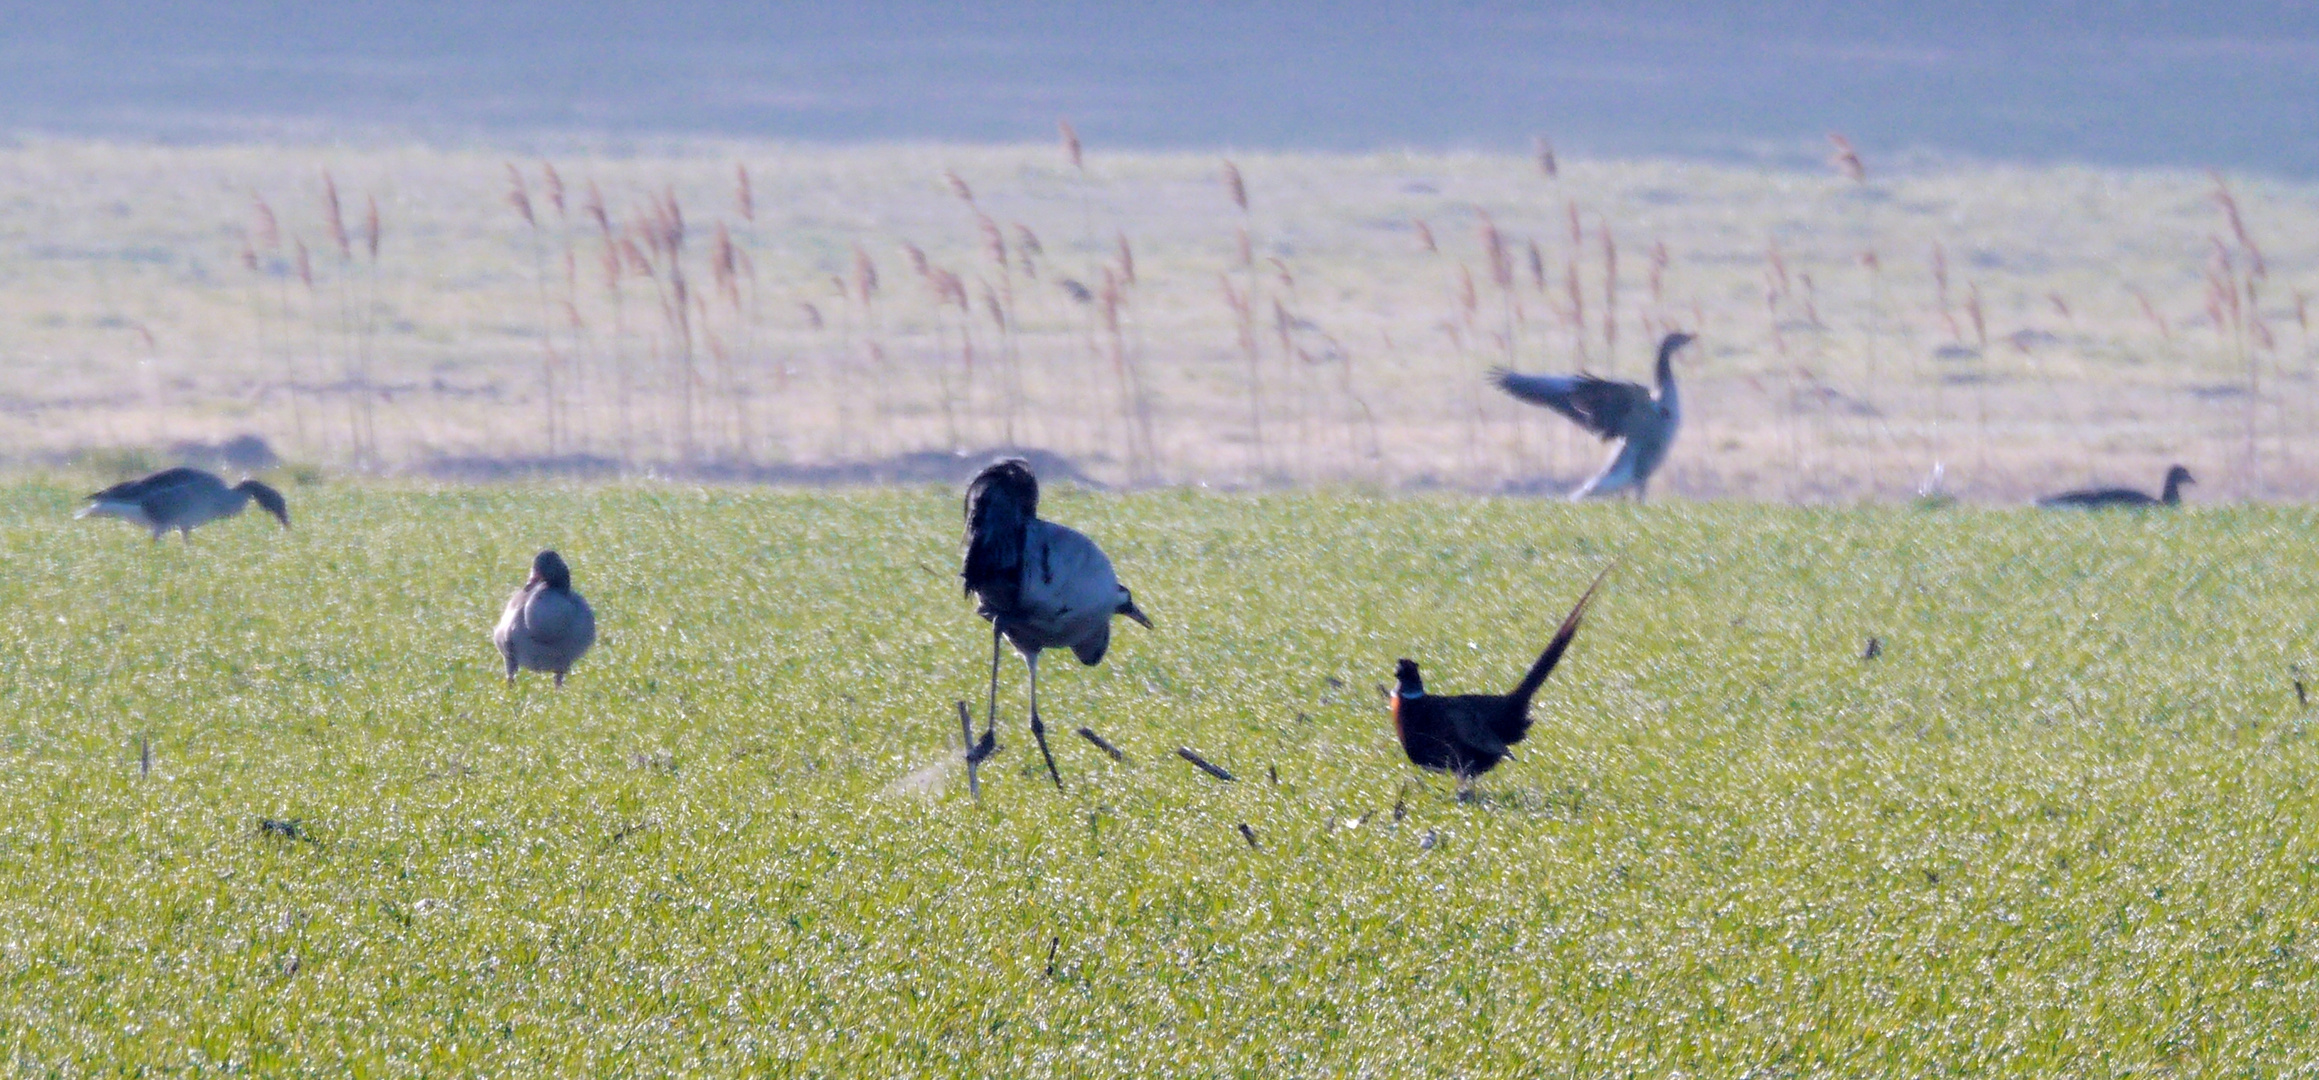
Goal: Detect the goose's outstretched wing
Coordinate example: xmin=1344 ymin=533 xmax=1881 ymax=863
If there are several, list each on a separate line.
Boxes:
xmin=1492 ymin=371 xmax=1654 ymax=441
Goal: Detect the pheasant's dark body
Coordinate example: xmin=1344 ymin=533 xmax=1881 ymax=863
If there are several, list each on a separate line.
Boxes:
xmin=1392 ymin=689 xmax=1533 ymax=777
xmin=1390 ymin=569 xmax=1607 ymax=782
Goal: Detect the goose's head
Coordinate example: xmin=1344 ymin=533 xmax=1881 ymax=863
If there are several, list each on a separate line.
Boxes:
xmin=2165 ymin=464 xmax=2195 ymax=489
xmin=1655 ymin=332 xmax=1696 ymax=381
xmin=237 ymin=479 xmax=290 ymax=529
xmin=1393 ymin=659 xmax=1424 ymax=698
xmin=1115 ymin=585 xmax=1153 ymax=629
xmin=530 ymin=549 xmax=574 ymax=591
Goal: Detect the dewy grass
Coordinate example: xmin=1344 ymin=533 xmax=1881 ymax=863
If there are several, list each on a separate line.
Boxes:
xmin=3 ymin=481 xmax=2318 ymax=1072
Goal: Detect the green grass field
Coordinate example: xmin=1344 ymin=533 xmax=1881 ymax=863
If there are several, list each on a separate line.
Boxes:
xmin=5 ymin=481 xmax=2319 ymax=1074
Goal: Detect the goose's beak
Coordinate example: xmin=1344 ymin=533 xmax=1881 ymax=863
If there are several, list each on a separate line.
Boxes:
xmin=1121 ymin=600 xmax=1154 ymax=630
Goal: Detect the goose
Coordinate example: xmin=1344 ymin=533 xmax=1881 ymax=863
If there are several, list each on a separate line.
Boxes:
xmin=1494 ymin=331 xmax=1694 ymax=500
xmin=961 ymin=457 xmax=1152 ymax=789
xmin=2038 ymin=465 xmax=2195 ymax=509
xmin=76 ymin=467 xmax=290 ymax=540
xmin=492 ymin=550 xmax=597 ymax=687
xmin=1390 ymin=565 xmax=1608 ymax=796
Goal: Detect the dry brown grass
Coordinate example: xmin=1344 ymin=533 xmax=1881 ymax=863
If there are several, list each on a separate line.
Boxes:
xmin=5 ymin=137 xmax=2317 ymax=501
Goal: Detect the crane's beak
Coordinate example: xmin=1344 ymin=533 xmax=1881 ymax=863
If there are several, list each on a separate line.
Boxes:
xmin=1120 ymin=600 xmax=1154 ymax=630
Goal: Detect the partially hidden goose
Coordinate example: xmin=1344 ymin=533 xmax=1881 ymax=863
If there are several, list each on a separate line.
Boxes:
xmin=493 ymin=550 xmax=596 ymax=687
xmin=76 ymin=467 xmax=289 ymax=540
xmin=1494 ymin=331 xmax=1694 ymax=500
xmin=2038 ymin=465 xmax=2195 ymax=509
xmin=1391 ymin=565 xmax=1609 ymax=796
xmin=961 ymin=457 xmax=1152 ymax=789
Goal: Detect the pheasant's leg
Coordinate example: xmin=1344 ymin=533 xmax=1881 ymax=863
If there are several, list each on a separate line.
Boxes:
xmin=1027 ymin=651 xmax=1062 ymax=789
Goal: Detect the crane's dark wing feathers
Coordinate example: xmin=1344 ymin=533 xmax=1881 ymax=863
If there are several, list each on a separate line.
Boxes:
xmin=962 ymin=458 xmax=1041 ymax=617
xmin=1491 ymin=371 xmax=1654 ymax=441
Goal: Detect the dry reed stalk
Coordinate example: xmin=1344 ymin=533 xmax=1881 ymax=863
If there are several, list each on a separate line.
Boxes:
xmin=1828 ymin=133 xmax=1866 ymax=184
xmin=248 ymin=194 xmax=306 ymax=449
xmin=355 ymin=193 xmax=383 ymax=464
xmin=1222 ymin=273 xmax=1266 ymax=474
xmin=1600 ymin=227 xmax=1619 ymax=360
xmin=1413 ymin=219 xmax=1436 ymax=254
xmin=2130 ymin=286 xmax=2171 ymax=341
xmin=981 ymin=218 xmax=1024 ymax=445
xmin=850 ymin=244 xmax=884 ymax=456
xmin=1931 ymin=244 xmax=1958 ymax=340
xmin=506 ymin=164 xmax=561 ymax=456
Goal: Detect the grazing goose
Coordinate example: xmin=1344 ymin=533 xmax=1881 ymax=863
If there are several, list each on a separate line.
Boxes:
xmin=2038 ymin=465 xmax=2195 ymax=509
xmin=492 ymin=550 xmax=596 ymax=687
xmin=1391 ymin=565 xmax=1608 ymax=796
xmin=76 ymin=467 xmax=290 ymax=541
xmin=961 ymin=458 xmax=1152 ymax=789
xmin=1494 ymin=331 xmax=1694 ymax=500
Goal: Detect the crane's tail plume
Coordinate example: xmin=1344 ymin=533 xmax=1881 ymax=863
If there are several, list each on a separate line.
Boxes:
xmin=1507 ymin=560 xmax=1616 ymax=712
xmin=961 ymin=457 xmax=1039 ymax=613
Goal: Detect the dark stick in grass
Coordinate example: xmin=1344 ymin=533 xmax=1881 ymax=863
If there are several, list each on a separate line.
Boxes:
xmin=1237 ymin=823 xmax=1260 ymax=849
xmin=1077 ymin=727 xmax=1125 ymax=761
xmin=1177 ymin=747 xmax=1234 ymax=782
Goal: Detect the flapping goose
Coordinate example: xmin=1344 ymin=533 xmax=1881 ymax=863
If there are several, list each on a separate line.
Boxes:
xmin=1494 ymin=331 xmax=1694 ymax=500
xmin=492 ymin=550 xmax=597 ymax=687
xmin=2038 ymin=465 xmax=2195 ymax=509
xmin=76 ymin=467 xmax=289 ymax=540
xmin=960 ymin=457 xmax=1152 ymax=789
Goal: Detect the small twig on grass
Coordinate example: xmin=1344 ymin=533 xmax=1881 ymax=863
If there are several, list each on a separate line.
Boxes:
xmin=603 ymin=818 xmax=658 ymax=849
xmin=1238 ymin=823 xmax=1260 ymax=849
xmin=1077 ymin=727 xmax=1125 ymax=762
xmin=258 ymin=818 xmax=318 ymax=845
xmin=1176 ymin=747 xmax=1234 ymax=782
xmin=1044 ymin=937 xmax=1060 ymax=979
xmin=138 ymin=733 xmax=151 ymax=779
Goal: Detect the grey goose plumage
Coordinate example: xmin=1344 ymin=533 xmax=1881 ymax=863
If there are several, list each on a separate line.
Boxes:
xmin=1494 ymin=331 xmax=1694 ymax=500
xmin=493 ymin=550 xmax=597 ymax=687
xmin=2038 ymin=465 xmax=2195 ymax=509
xmin=961 ymin=458 xmax=1152 ymax=788
xmin=76 ymin=467 xmax=290 ymax=540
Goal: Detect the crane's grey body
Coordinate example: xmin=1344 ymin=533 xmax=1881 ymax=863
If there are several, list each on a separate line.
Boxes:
xmin=2038 ymin=465 xmax=2195 ymax=509
xmin=961 ymin=458 xmax=1151 ymax=788
xmin=76 ymin=467 xmax=290 ymax=540
xmin=493 ymin=550 xmax=596 ymax=687
xmin=1494 ymin=332 xmax=1693 ymax=501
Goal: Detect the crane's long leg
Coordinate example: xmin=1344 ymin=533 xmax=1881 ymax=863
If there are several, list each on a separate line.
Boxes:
xmin=964 ymin=626 xmax=1000 ymax=784
xmin=983 ymin=623 xmax=1004 ymax=742
xmin=1027 ymin=651 xmax=1062 ymax=789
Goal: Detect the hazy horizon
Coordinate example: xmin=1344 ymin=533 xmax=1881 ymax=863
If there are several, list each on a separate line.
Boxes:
xmin=3 ymin=2 xmax=2317 ymax=174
